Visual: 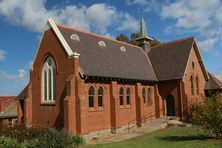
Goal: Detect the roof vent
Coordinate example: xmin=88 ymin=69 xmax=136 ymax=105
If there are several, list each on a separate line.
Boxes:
xmin=70 ymin=34 xmax=80 ymax=41
xmin=98 ymin=41 xmax=106 ymax=47
xmin=120 ymin=46 xmax=126 ymax=52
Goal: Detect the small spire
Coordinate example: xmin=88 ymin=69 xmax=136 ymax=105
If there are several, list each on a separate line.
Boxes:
xmin=139 ymin=16 xmax=148 ymax=38
xmin=135 ymin=14 xmax=153 ymax=53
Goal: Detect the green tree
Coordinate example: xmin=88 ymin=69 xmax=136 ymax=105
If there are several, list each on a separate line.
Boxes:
xmin=189 ymin=94 xmax=222 ymax=138
xmin=130 ymin=32 xmax=140 ymax=45
xmin=116 ymin=33 xmax=129 ymax=43
xmin=116 ymin=33 xmax=161 ymax=47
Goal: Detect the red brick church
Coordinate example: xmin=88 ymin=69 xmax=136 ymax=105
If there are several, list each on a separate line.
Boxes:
xmin=17 ymin=17 xmax=221 ymax=136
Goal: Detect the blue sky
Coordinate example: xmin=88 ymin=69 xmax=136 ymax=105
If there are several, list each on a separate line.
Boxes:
xmin=0 ymin=0 xmax=222 ymax=95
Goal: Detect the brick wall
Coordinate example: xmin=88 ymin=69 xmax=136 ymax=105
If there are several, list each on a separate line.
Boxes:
xmin=30 ymin=28 xmax=75 ymax=129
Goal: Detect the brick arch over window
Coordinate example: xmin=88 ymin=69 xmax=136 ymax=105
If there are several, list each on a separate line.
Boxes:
xmin=88 ymin=86 xmax=94 ymax=107
xmin=119 ymin=87 xmax=124 ymax=105
xmin=98 ymin=86 xmax=104 ymax=107
xmin=40 ymin=53 xmax=59 ymax=74
xmin=42 ymin=56 xmax=56 ymax=102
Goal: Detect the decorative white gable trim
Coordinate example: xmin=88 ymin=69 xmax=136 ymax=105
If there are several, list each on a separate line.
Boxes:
xmin=47 ymin=18 xmax=75 ymax=58
xmin=32 ymin=18 xmax=81 ymax=71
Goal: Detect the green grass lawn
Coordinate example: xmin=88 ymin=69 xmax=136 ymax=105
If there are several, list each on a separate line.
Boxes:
xmin=83 ymin=126 xmax=222 ymax=148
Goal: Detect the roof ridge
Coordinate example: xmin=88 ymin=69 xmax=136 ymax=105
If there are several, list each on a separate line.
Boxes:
xmin=57 ymin=24 xmax=142 ymax=49
xmin=151 ymin=36 xmax=195 ymax=49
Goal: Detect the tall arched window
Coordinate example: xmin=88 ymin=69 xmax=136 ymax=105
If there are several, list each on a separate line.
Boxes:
xmin=42 ymin=57 xmax=56 ymax=102
xmin=196 ymin=76 xmax=199 ymax=95
xmin=88 ymin=86 xmax=94 ymax=107
xmin=119 ymin=87 xmax=124 ymax=105
xmin=142 ymin=88 xmax=146 ymax=104
xmin=126 ymin=87 xmax=131 ymax=105
xmin=147 ymin=88 xmax=152 ymax=106
xmin=190 ymin=76 xmax=194 ymax=96
xmin=98 ymin=87 xmax=103 ymax=107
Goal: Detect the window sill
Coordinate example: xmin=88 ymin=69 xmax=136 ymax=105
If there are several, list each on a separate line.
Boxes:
xmin=89 ymin=107 xmax=95 ymax=112
xmin=120 ymin=105 xmax=131 ymax=109
xmin=98 ymin=107 xmax=104 ymax=111
xmin=144 ymin=104 xmax=152 ymax=107
xmin=89 ymin=107 xmax=104 ymax=112
xmin=125 ymin=105 xmax=131 ymax=108
xmin=40 ymin=102 xmax=56 ymax=106
xmin=120 ymin=105 xmax=125 ymax=109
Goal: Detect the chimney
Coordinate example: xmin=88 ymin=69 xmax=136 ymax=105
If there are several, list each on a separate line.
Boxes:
xmin=135 ymin=16 xmax=153 ymax=53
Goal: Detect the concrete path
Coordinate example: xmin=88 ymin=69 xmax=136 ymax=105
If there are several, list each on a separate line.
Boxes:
xmin=87 ymin=117 xmax=168 ymax=144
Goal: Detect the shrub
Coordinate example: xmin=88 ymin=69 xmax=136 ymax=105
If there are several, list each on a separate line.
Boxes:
xmin=190 ymin=94 xmax=222 ymax=137
xmin=20 ymin=139 xmax=41 ymax=148
xmin=39 ymin=128 xmax=72 ymax=148
xmin=71 ymin=135 xmax=85 ymax=147
xmin=0 ymin=124 xmax=45 ymax=142
xmin=0 ymin=136 xmax=20 ymax=148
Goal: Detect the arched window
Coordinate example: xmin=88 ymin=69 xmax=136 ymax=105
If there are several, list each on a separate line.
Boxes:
xmin=147 ymin=88 xmax=152 ymax=106
xmin=190 ymin=76 xmax=194 ymax=96
xmin=98 ymin=87 xmax=103 ymax=107
xmin=196 ymin=76 xmax=199 ymax=95
xmin=119 ymin=87 xmax=124 ymax=105
xmin=88 ymin=86 xmax=94 ymax=107
xmin=42 ymin=57 xmax=56 ymax=102
xmin=142 ymin=88 xmax=146 ymax=104
xmin=126 ymin=87 xmax=131 ymax=105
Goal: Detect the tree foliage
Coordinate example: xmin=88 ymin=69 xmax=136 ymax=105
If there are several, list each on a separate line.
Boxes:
xmin=189 ymin=94 xmax=222 ymax=138
xmin=116 ymin=33 xmax=129 ymax=43
xmin=116 ymin=32 xmax=161 ymax=47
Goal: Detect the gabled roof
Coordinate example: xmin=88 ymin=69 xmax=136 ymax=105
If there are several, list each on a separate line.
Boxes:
xmin=0 ymin=96 xmax=17 ymax=119
xmin=44 ymin=18 xmax=209 ymax=82
xmin=148 ymin=37 xmax=209 ymax=81
xmin=148 ymin=37 xmax=195 ymax=81
xmin=57 ymin=24 xmax=157 ymax=81
xmin=205 ymin=73 xmax=222 ymax=90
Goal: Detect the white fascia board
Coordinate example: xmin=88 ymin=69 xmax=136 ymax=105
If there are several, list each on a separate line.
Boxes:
xmin=47 ymin=18 xmax=75 ymax=58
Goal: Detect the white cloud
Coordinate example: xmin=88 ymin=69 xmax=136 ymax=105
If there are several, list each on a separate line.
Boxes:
xmin=198 ymin=38 xmax=218 ymax=52
xmin=161 ymin=0 xmax=222 ymax=53
xmin=0 ymin=69 xmax=28 ymax=95
xmin=126 ymin=0 xmax=169 ymax=12
xmin=0 ymin=50 xmax=6 ymax=62
xmin=161 ymin=0 xmax=220 ymax=29
xmin=18 ymin=69 xmax=26 ymax=81
xmin=0 ymin=0 xmax=139 ymax=34
xmin=126 ymin=0 xmax=148 ymax=5
xmin=0 ymin=69 xmax=27 ymax=82
xmin=117 ymin=13 xmax=139 ymax=32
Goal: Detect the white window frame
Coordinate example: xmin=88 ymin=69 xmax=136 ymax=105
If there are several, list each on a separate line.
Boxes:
xmin=42 ymin=56 xmax=56 ymax=103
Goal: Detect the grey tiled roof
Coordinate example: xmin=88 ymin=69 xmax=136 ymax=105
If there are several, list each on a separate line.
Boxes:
xmin=205 ymin=72 xmax=222 ymax=90
xmin=148 ymin=37 xmax=195 ymax=81
xmin=58 ymin=25 xmax=157 ymax=81
xmin=57 ymin=25 xmax=206 ymax=82
xmin=0 ymin=100 xmax=18 ymax=119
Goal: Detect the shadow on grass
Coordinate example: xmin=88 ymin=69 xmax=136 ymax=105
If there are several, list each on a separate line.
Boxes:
xmin=157 ymin=135 xmax=213 ymax=142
